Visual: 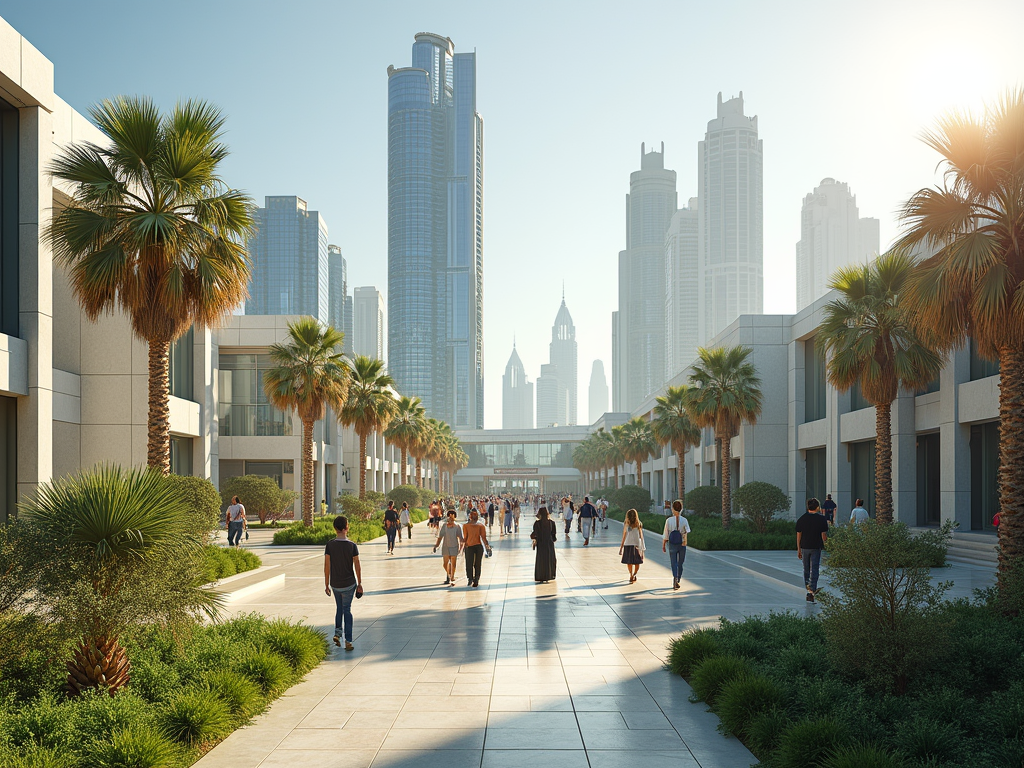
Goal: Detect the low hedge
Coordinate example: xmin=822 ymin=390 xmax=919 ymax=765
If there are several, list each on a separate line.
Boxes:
xmin=202 ymin=546 xmax=262 ymax=582
xmin=0 ymin=614 xmax=327 ymax=767
xmin=606 ymin=509 xmax=795 ymax=550
xmin=272 ymin=508 xmax=428 ymax=545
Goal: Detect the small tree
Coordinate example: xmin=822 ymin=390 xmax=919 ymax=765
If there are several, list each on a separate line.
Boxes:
xmin=732 ymin=481 xmax=789 ymax=534
xmin=387 ymin=485 xmax=421 ymax=510
xmin=611 ymin=485 xmax=652 ymax=515
xmin=686 ymin=485 xmax=722 ymax=519
xmin=221 ymin=475 xmax=294 ymax=524
xmin=166 ymin=475 xmax=221 ymax=541
xmin=339 ymin=495 xmax=375 ymax=522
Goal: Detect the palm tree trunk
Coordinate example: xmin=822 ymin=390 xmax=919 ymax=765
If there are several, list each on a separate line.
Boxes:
xmin=415 ymin=458 xmax=423 ymax=488
xmin=613 ymin=465 xmax=619 ymax=489
xmin=997 ymin=346 xmax=1024 ymax=596
xmin=358 ymin=431 xmax=368 ymax=499
xmin=401 ymin=447 xmax=408 ymax=486
xmin=677 ymin=450 xmax=686 ymax=503
xmin=636 ymin=461 xmax=643 ymax=487
xmin=719 ymin=432 xmax=732 ymax=529
xmin=147 ymin=338 xmax=172 ymax=474
xmin=874 ymin=400 xmax=894 ymax=525
xmin=302 ymin=418 xmax=315 ymax=527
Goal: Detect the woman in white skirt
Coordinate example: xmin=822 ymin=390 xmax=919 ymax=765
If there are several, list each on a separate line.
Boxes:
xmin=619 ymin=508 xmax=646 ymax=584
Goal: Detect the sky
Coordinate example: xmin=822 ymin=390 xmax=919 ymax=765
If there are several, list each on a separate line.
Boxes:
xmin=3 ymin=0 xmax=1023 ymax=428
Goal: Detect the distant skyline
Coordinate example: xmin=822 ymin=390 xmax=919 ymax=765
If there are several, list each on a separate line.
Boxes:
xmin=5 ymin=0 xmax=1023 ymax=426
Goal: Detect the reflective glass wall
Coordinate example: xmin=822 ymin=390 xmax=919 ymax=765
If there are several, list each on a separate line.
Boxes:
xmin=218 ymin=354 xmax=293 ymax=436
xmin=0 ymin=96 xmax=18 ymax=337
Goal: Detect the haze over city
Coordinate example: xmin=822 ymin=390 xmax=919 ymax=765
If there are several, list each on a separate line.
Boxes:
xmin=4 ymin=0 xmax=1023 ymax=426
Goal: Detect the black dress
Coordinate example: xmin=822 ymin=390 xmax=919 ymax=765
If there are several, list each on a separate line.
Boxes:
xmin=533 ymin=518 xmax=557 ymax=582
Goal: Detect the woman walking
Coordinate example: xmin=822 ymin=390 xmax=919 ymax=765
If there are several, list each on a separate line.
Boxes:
xmin=532 ymin=506 xmax=558 ymax=583
xmin=563 ymin=499 xmax=575 ymax=537
xmin=619 ymin=508 xmax=646 ymax=583
xmin=399 ymin=501 xmax=412 ymax=541
xmin=226 ymin=496 xmax=247 ymax=548
xmin=433 ymin=510 xmax=465 ymax=586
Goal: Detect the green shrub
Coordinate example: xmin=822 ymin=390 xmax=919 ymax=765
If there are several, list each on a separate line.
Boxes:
xmin=220 ymin=474 xmax=295 ymax=525
xmin=611 ymin=485 xmax=652 ymax=515
xmin=0 ymin=746 xmax=77 ymax=768
xmin=823 ymin=745 xmax=907 ymax=768
xmin=158 ymin=689 xmax=231 ymax=745
xmin=667 ymin=627 xmax=720 ymax=677
xmin=262 ymin=620 xmax=328 ymax=672
xmin=201 ymin=546 xmax=262 ymax=582
xmin=417 ymin=486 xmax=436 ymax=508
xmin=203 ymin=670 xmax=265 ymax=718
xmin=745 ymin=708 xmax=789 ymax=759
xmin=234 ymin=649 xmax=293 ymax=695
xmin=364 ymin=490 xmax=387 ymax=508
xmin=88 ymin=726 xmax=180 ymax=768
xmin=774 ymin=718 xmax=848 ymax=768
xmin=689 ymin=655 xmax=752 ymax=706
xmin=686 ymin=485 xmax=721 ymax=518
xmin=892 ymin=717 xmax=962 ymax=764
xmin=715 ymin=674 xmax=785 ymax=737
xmin=165 ymin=474 xmax=220 ymax=541
xmin=339 ymin=495 xmax=376 ymax=521
xmin=387 ymin=485 xmax=420 ymax=510
xmin=732 ymin=481 xmax=789 ymax=534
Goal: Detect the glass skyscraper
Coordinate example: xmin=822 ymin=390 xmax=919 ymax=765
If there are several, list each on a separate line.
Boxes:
xmin=387 ymin=33 xmax=484 ymax=429
xmin=246 ymin=196 xmax=329 ymax=323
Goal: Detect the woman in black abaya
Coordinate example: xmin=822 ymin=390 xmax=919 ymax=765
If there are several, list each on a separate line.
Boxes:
xmin=532 ymin=506 xmax=558 ymax=583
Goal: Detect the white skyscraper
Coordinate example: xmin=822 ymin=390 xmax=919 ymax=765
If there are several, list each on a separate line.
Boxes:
xmin=502 ymin=345 xmax=534 ymax=429
xmin=698 ymin=93 xmax=763 ymax=345
xmin=536 ymin=364 xmax=567 ymax=427
xmin=796 ymin=178 xmax=880 ymax=311
xmin=588 ymin=360 xmax=609 ymax=425
xmin=548 ymin=298 xmax=578 ymax=426
xmin=353 ymin=286 xmax=385 ymax=361
xmin=665 ymin=199 xmax=700 ymax=377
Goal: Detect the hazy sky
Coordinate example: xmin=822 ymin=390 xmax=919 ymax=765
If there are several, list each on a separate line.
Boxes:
xmin=4 ymin=0 xmax=1022 ymax=428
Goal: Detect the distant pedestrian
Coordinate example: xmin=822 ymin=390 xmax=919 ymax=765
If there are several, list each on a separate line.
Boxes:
xmin=993 ymin=511 xmax=1001 ymax=529
xmin=662 ymin=499 xmax=690 ymax=591
xmin=796 ymin=498 xmax=829 ymax=603
xmin=850 ymin=499 xmax=870 ymax=525
xmin=320 ymin=499 xmax=328 ymax=518
xmin=503 ymin=498 xmax=514 ymax=535
xmin=463 ymin=510 xmax=490 ymax=588
xmin=226 ymin=496 xmax=247 ymax=547
xmin=399 ymin=502 xmax=412 ymax=540
xmin=487 ymin=499 xmax=496 ymax=529
xmin=429 ymin=500 xmax=442 ymax=530
xmin=383 ymin=501 xmax=400 ymax=555
xmin=324 ymin=515 xmax=362 ymax=652
xmin=532 ymin=506 xmax=558 ymax=583
xmin=578 ymin=496 xmax=597 ymax=545
xmin=821 ymin=494 xmax=837 ymax=526
xmin=433 ymin=511 xmax=465 ymax=586
xmin=599 ymin=498 xmax=609 ymax=529
xmin=564 ymin=500 xmax=575 ymax=537
xmin=619 ymin=508 xmax=646 ymax=584
xmin=513 ymin=499 xmax=521 ymax=533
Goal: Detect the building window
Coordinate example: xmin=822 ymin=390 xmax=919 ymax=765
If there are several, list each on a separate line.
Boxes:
xmin=849 ymin=381 xmax=872 ymax=412
xmin=0 ymin=97 xmax=18 ymax=337
xmin=916 ymin=433 xmax=941 ymax=526
xmin=0 ymin=395 xmax=15 ymax=523
xmin=849 ymin=441 xmax=875 ymax=518
xmin=970 ymin=337 xmax=1000 ymax=381
xmin=169 ymin=327 xmax=194 ymax=400
xmin=218 ymin=354 xmax=292 ymax=436
xmin=805 ymin=447 xmax=826 ymax=503
xmin=170 ymin=435 xmax=193 ymax=476
xmin=804 ymin=337 xmax=826 ymax=422
xmin=917 ymin=376 xmax=940 ymax=396
xmin=218 ymin=458 xmax=295 ymax=491
xmin=971 ymin=422 xmax=999 ymax=531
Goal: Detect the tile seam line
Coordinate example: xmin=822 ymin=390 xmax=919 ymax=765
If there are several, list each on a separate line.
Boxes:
xmin=479 ymin=544 xmax=510 ymax=768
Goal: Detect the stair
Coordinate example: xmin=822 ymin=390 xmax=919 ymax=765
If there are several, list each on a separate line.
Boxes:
xmin=945 ymin=530 xmax=998 ymax=568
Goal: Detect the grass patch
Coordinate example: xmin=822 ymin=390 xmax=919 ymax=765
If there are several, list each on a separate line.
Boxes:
xmin=272 ymin=508 xmax=428 ymax=545
xmin=607 ymin=508 xmax=795 ymax=550
xmin=201 ymin=545 xmax=261 ymax=582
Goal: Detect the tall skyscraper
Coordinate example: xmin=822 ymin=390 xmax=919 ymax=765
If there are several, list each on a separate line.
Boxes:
xmin=795 ymin=178 xmax=880 ymax=311
xmin=353 ymin=287 xmax=385 ymax=361
xmin=246 ymin=196 xmax=329 ymax=322
xmin=502 ymin=344 xmax=534 ymax=429
xmin=588 ymin=360 xmax=609 ymax=425
xmin=327 ymin=245 xmax=353 ymax=354
xmin=698 ymin=93 xmax=763 ymax=345
xmin=665 ymin=199 xmax=700 ymax=376
xmin=387 ymin=33 xmax=484 ymax=428
xmin=615 ymin=143 xmax=677 ymax=412
xmin=548 ymin=297 xmax=578 ymax=425
xmin=536 ymin=364 xmax=567 ymax=428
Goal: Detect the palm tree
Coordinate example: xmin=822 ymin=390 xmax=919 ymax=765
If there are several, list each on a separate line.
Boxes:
xmin=604 ymin=425 xmax=626 ymax=489
xmin=263 ymin=318 xmax=350 ymax=527
xmin=897 ymin=90 xmax=1024 ymax=586
xmin=410 ymin=419 xmax=435 ymax=489
xmin=573 ymin=441 xmax=596 ymax=490
xmin=384 ymin=395 xmax=426 ymax=486
xmin=48 ymin=96 xmax=254 ymax=474
xmin=19 ymin=466 xmax=218 ymax=696
xmin=652 ymin=385 xmax=702 ymax=504
xmin=687 ymin=346 xmax=764 ymax=529
xmin=619 ymin=417 xmax=658 ymax=488
xmin=818 ymin=251 xmax=943 ymax=525
xmin=341 ymin=356 xmax=398 ymax=499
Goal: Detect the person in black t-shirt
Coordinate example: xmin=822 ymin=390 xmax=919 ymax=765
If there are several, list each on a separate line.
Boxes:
xmin=383 ymin=502 xmax=400 ymax=555
xmin=796 ymin=498 xmax=829 ymax=603
xmin=324 ymin=516 xmax=362 ymax=651
xmin=821 ymin=494 xmax=838 ymax=526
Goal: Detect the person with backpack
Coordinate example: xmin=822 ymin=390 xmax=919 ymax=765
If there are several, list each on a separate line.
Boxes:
xmin=383 ymin=501 xmax=400 ymax=555
xmin=662 ymin=499 xmax=690 ymax=591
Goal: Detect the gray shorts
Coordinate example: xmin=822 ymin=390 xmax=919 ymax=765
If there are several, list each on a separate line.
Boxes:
xmin=442 ymin=546 xmax=460 ymax=558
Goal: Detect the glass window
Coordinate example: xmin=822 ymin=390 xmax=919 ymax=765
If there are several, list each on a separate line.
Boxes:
xmin=850 ymin=441 xmax=875 ymax=517
xmin=170 ymin=435 xmax=193 ymax=476
xmin=970 ymin=337 xmax=1000 ymax=381
xmin=916 ymin=433 xmax=941 ymax=526
xmin=805 ymin=448 xmax=826 ymax=503
xmin=0 ymin=97 xmax=18 ymax=337
xmin=804 ymin=337 xmax=826 ymax=422
xmin=218 ymin=354 xmax=292 ymax=436
xmin=971 ymin=421 xmax=999 ymax=531
xmin=849 ymin=381 xmax=872 ymax=411
xmin=169 ymin=327 xmax=194 ymax=400
xmin=0 ymin=395 xmax=15 ymax=524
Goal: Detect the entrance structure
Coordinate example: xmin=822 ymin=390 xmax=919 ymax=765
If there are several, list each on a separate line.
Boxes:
xmin=453 ymin=426 xmax=590 ymax=496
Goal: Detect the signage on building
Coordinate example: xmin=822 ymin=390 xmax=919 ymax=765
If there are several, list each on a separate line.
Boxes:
xmin=493 ymin=467 xmax=539 ymax=475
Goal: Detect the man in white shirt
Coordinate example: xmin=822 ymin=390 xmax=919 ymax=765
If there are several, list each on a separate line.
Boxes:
xmin=850 ymin=499 xmax=870 ymax=525
xmin=662 ymin=499 xmax=691 ymax=591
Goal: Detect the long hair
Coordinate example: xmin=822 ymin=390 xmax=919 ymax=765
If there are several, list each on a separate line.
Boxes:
xmin=537 ymin=506 xmax=549 ymax=520
xmin=625 ymin=508 xmax=640 ymax=529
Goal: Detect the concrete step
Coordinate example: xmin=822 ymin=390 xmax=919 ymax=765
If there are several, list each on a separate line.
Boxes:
xmin=947 ymin=532 xmax=998 ymax=567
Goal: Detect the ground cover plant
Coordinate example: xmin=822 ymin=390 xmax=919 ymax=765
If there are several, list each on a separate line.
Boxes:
xmin=201 ymin=546 xmax=262 ymax=582
xmin=606 ymin=508 xmax=795 ymax=550
xmin=272 ymin=508 xmax=429 ymax=545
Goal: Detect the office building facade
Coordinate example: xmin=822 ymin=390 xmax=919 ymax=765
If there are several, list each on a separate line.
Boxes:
xmin=796 ymin=178 xmax=880 ymax=311
xmin=536 ymin=364 xmax=567 ymax=428
xmin=501 ymin=345 xmax=534 ymax=430
xmin=665 ymin=200 xmax=700 ymax=377
xmin=353 ymin=287 xmax=385 ymax=361
xmin=588 ymin=360 xmax=609 ymax=425
xmin=327 ymin=244 xmax=353 ymax=354
xmin=246 ymin=196 xmax=329 ymax=323
xmin=549 ymin=299 xmax=578 ymax=425
xmin=387 ymin=33 xmax=484 ymax=428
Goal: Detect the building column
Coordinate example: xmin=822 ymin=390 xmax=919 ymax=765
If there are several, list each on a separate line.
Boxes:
xmin=891 ymin=390 xmax=917 ymax=525
xmin=941 ymin=348 xmax=971 ymax=528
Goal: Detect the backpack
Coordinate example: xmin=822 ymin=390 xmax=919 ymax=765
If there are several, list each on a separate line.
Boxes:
xmin=668 ymin=517 xmax=684 ymax=546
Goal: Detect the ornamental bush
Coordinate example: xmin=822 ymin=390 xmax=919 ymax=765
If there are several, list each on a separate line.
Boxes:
xmin=689 ymin=655 xmax=752 ymax=706
xmin=220 ymin=474 xmax=294 ymax=524
xmin=611 ymin=485 xmax=652 ymax=515
xmin=166 ymin=474 xmax=221 ymax=541
xmin=339 ymin=494 xmax=376 ymax=521
xmin=667 ymin=628 xmax=720 ymax=677
xmin=685 ymin=485 xmax=721 ymax=519
xmin=387 ymin=485 xmax=420 ymax=510
xmin=732 ymin=481 xmax=789 ymax=534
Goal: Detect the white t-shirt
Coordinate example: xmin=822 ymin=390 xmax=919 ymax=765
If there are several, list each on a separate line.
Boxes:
xmin=662 ymin=515 xmax=691 ymax=543
xmin=400 ymin=508 xmax=411 ymax=524
xmin=850 ymin=506 xmax=870 ymax=524
xmin=623 ymin=525 xmax=645 ymax=549
xmin=227 ymin=503 xmax=246 ymax=522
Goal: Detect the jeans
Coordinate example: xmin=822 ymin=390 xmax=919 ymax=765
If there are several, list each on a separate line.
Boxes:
xmin=565 ymin=518 xmax=573 ymax=534
xmin=668 ymin=543 xmax=686 ymax=582
xmin=227 ymin=521 xmax=243 ymax=546
xmin=331 ymin=583 xmax=357 ymax=642
xmin=385 ymin=525 xmax=397 ymax=552
xmin=465 ymin=544 xmax=484 ymax=583
xmin=802 ymin=548 xmax=822 ymax=591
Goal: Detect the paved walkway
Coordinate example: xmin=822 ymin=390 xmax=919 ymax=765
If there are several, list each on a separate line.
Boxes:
xmin=197 ymin=512 xmax=995 ymax=768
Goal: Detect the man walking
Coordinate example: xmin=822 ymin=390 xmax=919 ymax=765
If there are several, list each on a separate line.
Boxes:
xmin=796 ymin=498 xmax=829 ymax=602
xmin=662 ymin=499 xmax=690 ymax=590
xmin=821 ymin=493 xmax=838 ymax=526
xmin=324 ymin=515 xmax=362 ymax=652
xmin=578 ymin=496 xmax=597 ymax=545
xmin=383 ymin=501 xmax=400 ymax=555
xmin=463 ymin=509 xmax=491 ymax=588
